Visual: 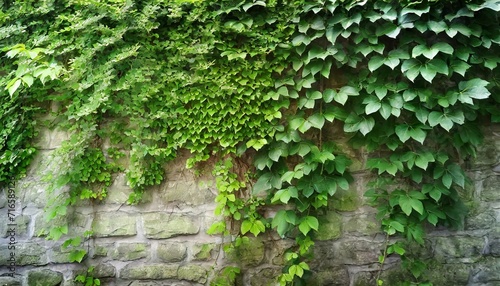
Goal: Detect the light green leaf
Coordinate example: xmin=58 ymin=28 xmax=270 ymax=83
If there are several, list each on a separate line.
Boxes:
xmin=368 ymin=55 xmax=385 ymax=71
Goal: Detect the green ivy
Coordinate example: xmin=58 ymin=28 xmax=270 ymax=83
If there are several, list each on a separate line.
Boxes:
xmin=1 ymin=0 xmax=499 ymax=285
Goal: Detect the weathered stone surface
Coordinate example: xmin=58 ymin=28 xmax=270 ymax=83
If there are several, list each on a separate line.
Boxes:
xmin=329 ymin=188 xmax=361 ymax=212
xmin=466 ymin=209 xmax=496 ymax=230
xmin=0 ymin=243 xmax=47 ymax=266
xmin=27 ymin=269 xmax=63 ymax=286
xmin=343 ymin=214 xmax=379 ymax=236
xmin=227 ymin=237 xmax=265 ymax=267
xmin=18 ymin=180 xmax=48 ymax=208
xmin=105 ymin=174 xmax=152 ymax=204
xmin=120 ymin=263 xmax=179 ymax=279
xmin=178 ymin=264 xmax=208 ymax=283
xmin=481 ymin=176 xmax=500 ymax=202
xmin=333 ymin=240 xmax=382 ymax=265
xmin=1 ymin=214 xmax=28 ymax=241
xmin=48 ymin=244 xmax=73 ymax=264
xmin=92 ymin=212 xmax=137 ymax=237
xmin=489 ymin=238 xmax=500 ymax=257
xmin=142 ymin=213 xmax=199 ymax=239
xmin=192 ymin=243 xmax=216 ymax=261
xmin=157 ymin=242 xmax=187 ymax=262
xmin=433 ymin=236 xmax=485 ymax=261
xmin=94 ymin=263 xmax=116 ymax=278
xmin=316 ymin=211 xmax=342 ymax=241
xmin=93 ymin=243 xmax=114 ymax=257
xmin=159 ymin=180 xmax=215 ymax=206
xmin=0 ymin=277 xmax=21 ymax=286
xmin=469 ymin=257 xmax=500 ymax=284
xmin=0 ymin=189 xmax=7 ymax=208
xmin=111 ymin=243 xmax=149 ymax=261
xmin=425 ymin=263 xmax=472 ymax=285
xmin=249 ymin=268 xmax=281 ymax=286
xmin=128 ymin=281 xmax=194 ymax=286
xmin=309 ymin=267 xmax=350 ymax=286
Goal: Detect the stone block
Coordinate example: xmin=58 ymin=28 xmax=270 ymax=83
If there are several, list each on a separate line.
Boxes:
xmin=27 ymin=269 xmax=63 ymax=286
xmin=178 ymin=264 xmax=209 ymax=283
xmin=316 ymin=211 xmax=342 ymax=241
xmin=329 ymin=188 xmax=361 ymax=212
xmin=1 ymin=215 xmax=30 ymax=238
xmin=120 ymin=263 xmax=179 ymax=279
xmin=481 ymin=176 xmax=500 ymax=202
xmin=94 ymin=263 xmax=116 ymax=278
xmin=93 ymin=243 xmax=113 ymax=257
xmin=157 ymin=242 xmax=187 ymax=262
xmin=158 ymin=180 xmax=215 ymax=206
xmin=227 ymin=237 xmax=265 ymax=267
xmin=433 ymin=236 xmax=485 ymax=262
xmin=0 ymin=243 xmax=47 ymax=266
xmin=343 ymin=214 xmax=380 ymax=236
xmin=111 ymin=243 xmax=149 ymax=261
xmin=192 ymin=243 xmax=216 ymax=261
xmin=92 ymin=212 xmax=137 ymax=237
xmin=308 ymin=267 xmax=350 ymax=286
xmin=249 ymin=268 xmax=281 ymax=286
xmin=105 ymin=174 xmax=152 ymax=204
xmin=425 ymin=263 xmax=472 ymax=285
xmin=0 ymin=277 xmax=21 ymax=286
xmin=465 ymin=210 xmax=496 ymax=230
xmin=142 ymin=213 xmax=199 ymax=239
xmin=469 ymin=257 xmax=500 ymax=284
xmin=48 ymin=244 xmax=73 ymax=264
xmin=0 ymin=189 xmax=7 ymax=208
xmin=333 ymin=239 xmax=382 ymax=265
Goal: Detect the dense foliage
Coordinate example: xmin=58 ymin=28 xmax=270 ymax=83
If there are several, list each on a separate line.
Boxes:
xmin=1 ymin=0 xmax=499 ymax=285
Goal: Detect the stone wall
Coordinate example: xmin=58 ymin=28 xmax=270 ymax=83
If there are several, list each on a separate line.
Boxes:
xmin=0 ymin=124 xmax=499 ymax=286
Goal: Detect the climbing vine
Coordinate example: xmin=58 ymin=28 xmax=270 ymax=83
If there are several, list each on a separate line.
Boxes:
xmin=1 ymin=0 xmax=499 ymax=285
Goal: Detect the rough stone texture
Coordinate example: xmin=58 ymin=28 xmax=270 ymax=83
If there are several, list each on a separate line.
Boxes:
xmin=157 ymin=242 xmax=187 ymax=262
xmin=192 ymin=243 xmax=216 ymax=261
xmin=111 ymin=243 xmax=149 ymax=261
xmin=178 ymin=265 xmax=208 ymax=283
xmin=159 ymin=180 xmax=215 ymax=206
xmin=425 ymin=263 xmax=472 ymax=285
xmin=433 ymin=236 xmax=485 ymax=262
xmin=343 ymin=213 xmax=379 ymax=236
xmin=310 ymin=267 xmax=350 ymax=286
xmin=92 ymin=212 xmax=137 ymax=237
xmin=94 ymin=263 xmax=116 ymax=278
xmin=227 ymin=237 xmax=265 ymax=267
xmin=120 ymin=264 xmax=179 ymax=280
xmin=333 ymin=240 xmax=383 ymax=265
xmin=329 ymin=188 xmax=361 ymax=212
xmin=0 ymin=243 xmax=47 ymax=266
xmin=27 ymin=269 xmax=63 ymax=286
xmin=142 ymin=213 xmax=199 ymax=239
xmin=248 ymin=268 xmax=281 ymax=286
xmin=0 ymin=277 xmax=21 ymax=286
xmin=481 ymin=175 xmax=500 ymax=202
xmin=316 ymin=211 xmax=342 ymax=241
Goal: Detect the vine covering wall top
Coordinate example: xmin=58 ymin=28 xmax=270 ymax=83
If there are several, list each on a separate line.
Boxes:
xmin=1 ymin=0 xmax=499 ymax=285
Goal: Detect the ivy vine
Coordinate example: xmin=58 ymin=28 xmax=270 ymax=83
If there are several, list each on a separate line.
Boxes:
xmin=1 ymin=0 xmax=499 ymax=285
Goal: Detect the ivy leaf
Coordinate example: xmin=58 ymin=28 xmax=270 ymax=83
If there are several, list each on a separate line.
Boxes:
xmin=428 ymin=111 xmax=454 ymax=131
xmin=307 ymin=113 xmax=325 ymax=129
xmin=459 ymin=78 xmax=490 ymax=99
xmin=252 ymin=173 xmax=273 ymax=194
xmin=246 ymin=138 xmax=268 ymax=151
xmin=376 ymin=22 xmax=400 ymax=38
xmin=395 ymin=124 xmax=411 ymax=143
xmin=368 ymin=55 xmax=385 ymax=72
xmin=298 ymin=216 xmax=319 ymax=236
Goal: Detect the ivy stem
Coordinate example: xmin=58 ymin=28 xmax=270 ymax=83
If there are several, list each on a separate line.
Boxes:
xmin=375 ymin=232 xmax=390 ymax=285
